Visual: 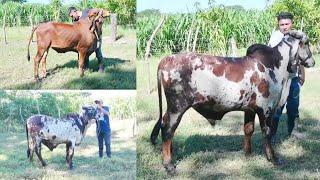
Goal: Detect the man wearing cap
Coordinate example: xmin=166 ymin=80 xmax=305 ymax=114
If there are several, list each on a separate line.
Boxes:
xmin=94 ymin=99 xmax=111 ymax=158
xmin=68 ymin=7 xmax=105 ymax=72
xmin=269 ymin=12 xmax=306 ymax=142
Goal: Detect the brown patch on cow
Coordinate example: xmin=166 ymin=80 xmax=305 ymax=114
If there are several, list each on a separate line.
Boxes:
xmin=194 ymin=92 xmax=206 ymax=103
xmin=206 ymin=56 xmax=256 ymax=82
xmin=257 ymin=63 xmax=265 ymax=72
xmin=249 ymin=93 xmax=257 ymax=107
xmin=239 ymin=90 xmax=245 ymax=100
xmin=27 ymin=116 xmax=44 ymax=133
xmin=162 ymin=113 xmax=170 ymax=124
xmin=162 ymin=140 xmax=172 ymax=164
xmin=258 ymin=79 xmax=270 ymax=98
xmin=250 ymin=72 xmax=260 ymax=85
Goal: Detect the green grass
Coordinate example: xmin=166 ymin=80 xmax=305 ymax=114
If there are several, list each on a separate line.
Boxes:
xmin=0 ymin=25 xmax=136 ymax=89
xmin=0 ymin=120 xmax=136 ymax=179
xmin=137 ymin=53 xmax=320 ymax=179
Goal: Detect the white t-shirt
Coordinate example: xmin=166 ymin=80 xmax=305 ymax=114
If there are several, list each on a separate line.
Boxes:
xmin=268 ymin=30 xmax=284 ymax=47
xmin=268 ymin=30 xmax=299 ymax=78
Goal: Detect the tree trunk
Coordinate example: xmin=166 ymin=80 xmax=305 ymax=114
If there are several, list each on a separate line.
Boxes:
xmin=192 ymin=24 xmax=200 ymax=52
xmin=144 ymin=16 xmax=166 ymax=94
xmin=110 ymin=13 xmax=118 ymax=42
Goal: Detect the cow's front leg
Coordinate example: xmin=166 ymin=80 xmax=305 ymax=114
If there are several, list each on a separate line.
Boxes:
xmin=244 ymin=110 xmax=255 ymax=156
xmin=257 ymin=110 xmax=277 ymax=164
xmin=161 ymin=109 xmax=186 ymax=175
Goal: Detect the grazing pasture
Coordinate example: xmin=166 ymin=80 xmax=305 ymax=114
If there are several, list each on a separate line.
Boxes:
xmin=0 ymin=119 xmax=136 ymax=179
xmin=136 ymin=54 xmax=320 ymax=179
xmin=0 ymin=26 xmax=136 ymax=89
xmin=0 ymin=90 xmax=136 ymax=179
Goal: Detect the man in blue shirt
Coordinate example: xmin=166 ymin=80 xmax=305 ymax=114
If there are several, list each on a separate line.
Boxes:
xmin=94 ymin=99 xmax=111 ymax=158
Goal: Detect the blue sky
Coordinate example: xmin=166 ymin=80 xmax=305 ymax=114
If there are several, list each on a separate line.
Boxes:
xmin=137 ymin=0 xmax=268 ymax=13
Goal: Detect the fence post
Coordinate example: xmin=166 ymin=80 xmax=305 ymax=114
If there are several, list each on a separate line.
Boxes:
xmin=192 ymin=23 xmax=200 ymax=52
xmin=2 ymin=10 xmax=8 ymax=44
xmin=110 ymin=13 xmax=118 ymax=42
xmin=144 ymin=16 xmax=166 ymax=94
xmin=186 ymin=16 xmax=196 ymax=52
xmin=229 ymin=37 xmax=237 ymax=57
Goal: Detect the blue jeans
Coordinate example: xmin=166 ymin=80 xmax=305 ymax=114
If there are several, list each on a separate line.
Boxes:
xmin=273 ymin=77 xmax=300 ymax=136
xmin=98 ymin=131 xmax=111 ymax=158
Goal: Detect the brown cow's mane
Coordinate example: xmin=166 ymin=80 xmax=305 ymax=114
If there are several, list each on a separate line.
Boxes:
xmin=246 ymin=44 xmax=282 ymax=69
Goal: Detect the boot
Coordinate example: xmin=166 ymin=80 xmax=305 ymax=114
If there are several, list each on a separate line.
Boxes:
xmin=291 ymin=117 xmax=307 ymax=139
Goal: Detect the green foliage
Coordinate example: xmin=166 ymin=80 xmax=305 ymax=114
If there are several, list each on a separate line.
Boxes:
xmin=0 ymin=91 xmax=135 ymax=132
xmin=0 ymin=0 xmax=136 ymax=26
xmin=269 ymin=0 xmax=320 ymax=44
xmin=137 ymin=8 xmax=274 ymax=57
xmin=137 ymin=1 xmax=320 ymax=57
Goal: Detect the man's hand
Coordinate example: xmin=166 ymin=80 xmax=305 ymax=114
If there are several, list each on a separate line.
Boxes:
xmin=299 ymin=77 xmax=305 ymax=86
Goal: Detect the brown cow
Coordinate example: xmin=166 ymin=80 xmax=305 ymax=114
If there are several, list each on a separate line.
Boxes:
xmin=27 ymin=9 xmax=109 ymax=81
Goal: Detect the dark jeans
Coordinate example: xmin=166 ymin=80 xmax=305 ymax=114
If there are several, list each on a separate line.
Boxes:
xmin=95 ymin=39 xmax=103 ymax=64
xmin=273 ymin=77 xmax=300 ymax=136
xmin=98 ymin=131 xmax=111 ymax=158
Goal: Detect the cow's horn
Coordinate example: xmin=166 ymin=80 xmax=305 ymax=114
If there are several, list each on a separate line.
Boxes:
xmin=94 ymin=10 xmax=103 ymax=21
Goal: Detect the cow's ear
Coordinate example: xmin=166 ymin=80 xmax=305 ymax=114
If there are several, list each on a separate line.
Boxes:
xmin=102 ymin=10 xmax=110 ymax=18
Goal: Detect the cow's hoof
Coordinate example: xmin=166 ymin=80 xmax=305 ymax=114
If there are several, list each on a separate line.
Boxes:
xmin=164 ymin=163 xmax=176 ymax=175
xmin=98 ymin=67 xmax=105 ymax=73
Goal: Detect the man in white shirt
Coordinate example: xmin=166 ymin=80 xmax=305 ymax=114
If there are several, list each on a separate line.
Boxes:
xmin=269 ymin=12 xmax=306 ymax=142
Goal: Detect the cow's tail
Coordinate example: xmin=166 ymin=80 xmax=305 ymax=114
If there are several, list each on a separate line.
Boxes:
xmin=150 ymin=66 xmax=163 ymax=145
xmin=27 ymin=26 xmax=38 ymax=61
xmin=26 ymin=123 xmax=30 ymax=158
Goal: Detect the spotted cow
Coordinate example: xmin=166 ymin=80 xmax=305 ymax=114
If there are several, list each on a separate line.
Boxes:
xmin=26 ymin=106 xmax=97 ymax=169
xmin=150 ymin=30 xmax=315 ymax=174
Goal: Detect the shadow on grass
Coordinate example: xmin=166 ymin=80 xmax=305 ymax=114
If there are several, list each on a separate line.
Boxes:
xmin=7 ymin=57 xmax=135 ymax=89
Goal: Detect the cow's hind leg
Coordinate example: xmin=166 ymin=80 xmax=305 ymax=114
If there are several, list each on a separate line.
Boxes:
xmin=34 ymin=139 xmax=46 ymax=166
xmin=161 ymin=107 xmax=188 ymax=174
xmin=256 ymin=110 xmax=278 ymax=164
xmin=244 ymin=110 xmax=255 ymax=156
xmin=34 ymin=48 xmax=46 ymax=81
xmin=28 ymin=138 xmax=36 ymax=161
xmin=66 ymin=142 xmax=75 ymax=169
xmin=41 ymin=50 xmax=49 ymax=79
xmin=78 ymin=51 xmax=87 ymax=77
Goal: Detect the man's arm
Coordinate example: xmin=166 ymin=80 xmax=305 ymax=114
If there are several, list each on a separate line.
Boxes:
xmin=98 ymin=106 xmax=109 ymax=116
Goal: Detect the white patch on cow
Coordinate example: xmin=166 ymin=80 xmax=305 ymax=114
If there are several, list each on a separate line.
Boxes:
xmin=169 ymin=113 xmax=180 ymax=129
xmin=163 ymin=71 xmax=169 ymax=82
xmin=189 ymin=67 xmax=258 ymax=110
xmin=39 ymin=116 xmax=84 ymax=145
xmin=192 ymin=57 xmax=202 ymax=69
xmin=169 ymin=69 xmax=182 ymax=82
